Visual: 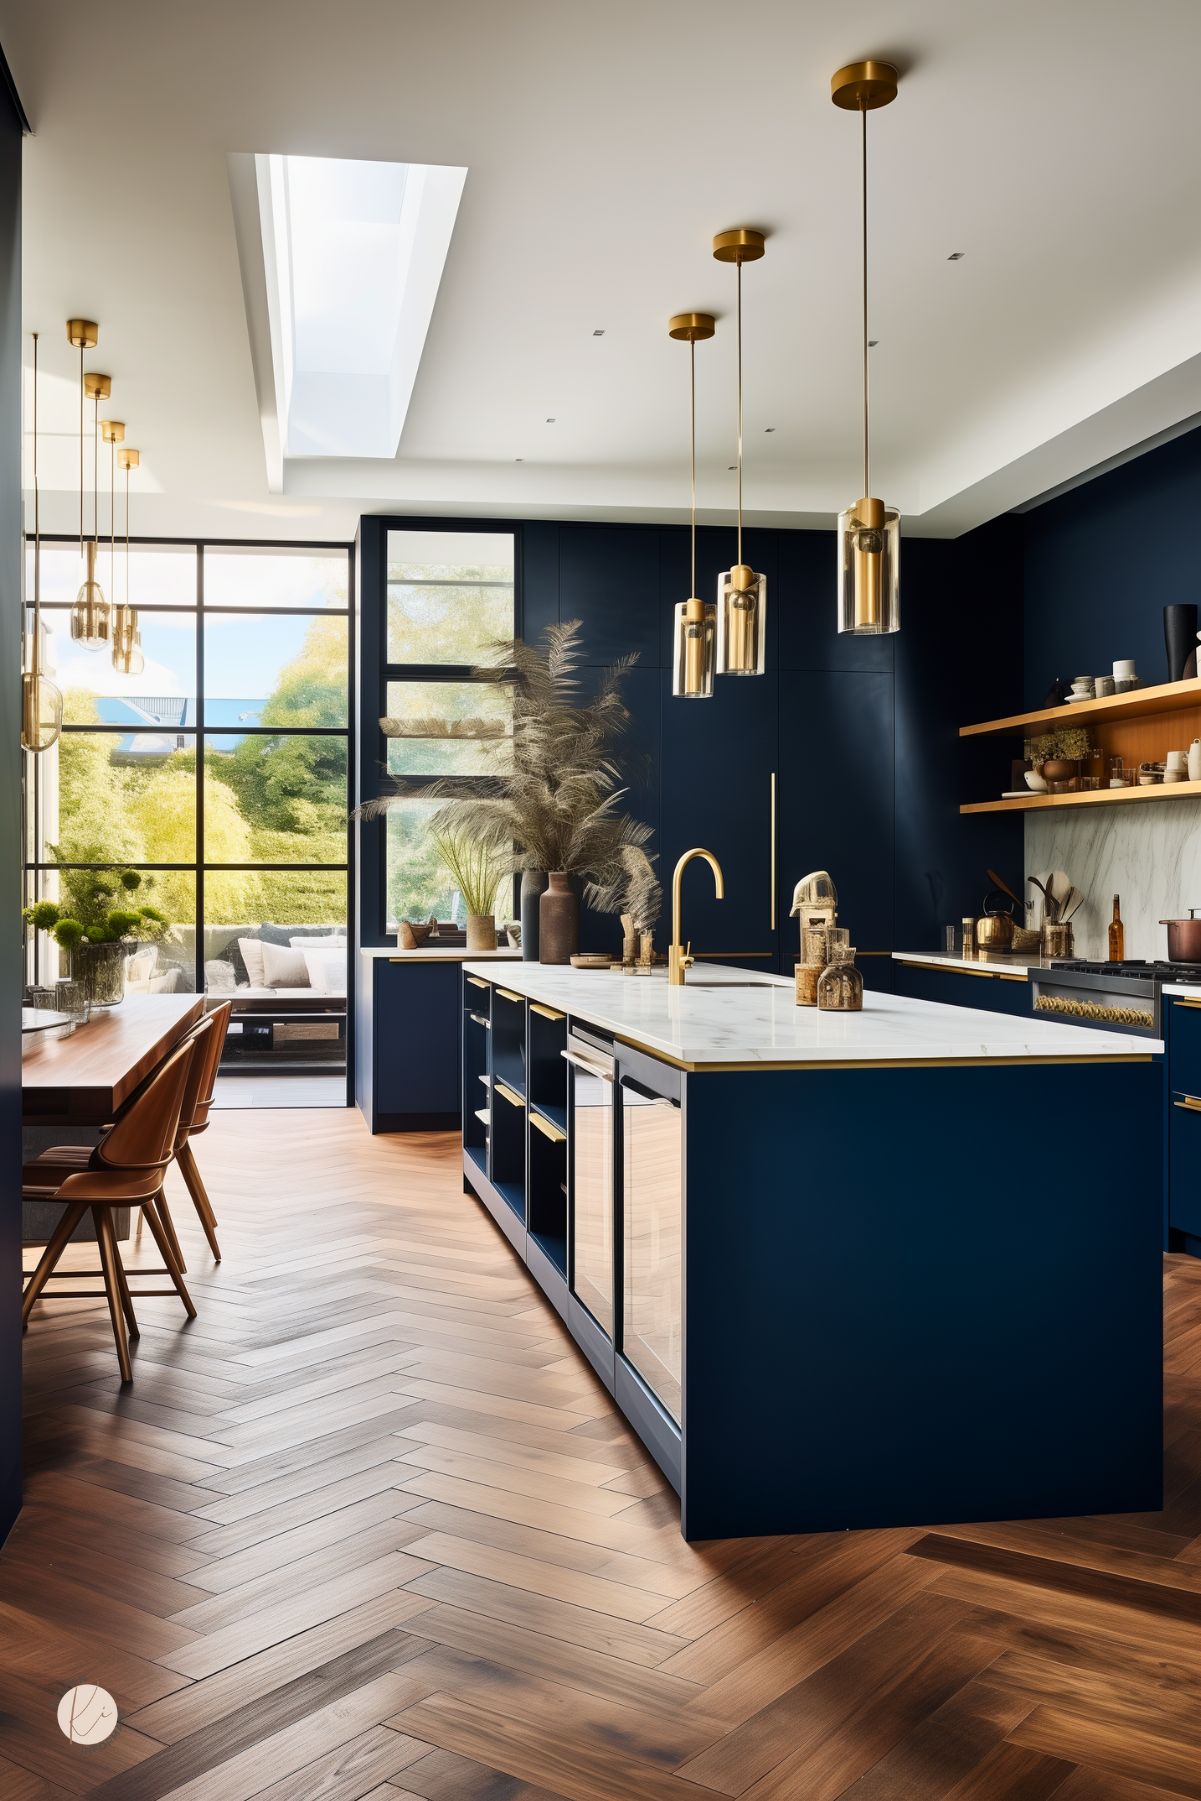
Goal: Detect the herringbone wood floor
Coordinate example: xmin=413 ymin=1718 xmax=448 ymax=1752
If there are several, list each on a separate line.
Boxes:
xmin=4 ymin=1109 xmax=1201 ymax=1800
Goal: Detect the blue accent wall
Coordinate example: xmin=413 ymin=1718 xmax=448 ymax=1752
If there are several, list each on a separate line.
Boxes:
xmin=0 ymin=68 xmax=21 ymax=1545
xmin=1023 ymin=424 xmax=1201 ymax=708
xmin=358 ymin=513 xmax=1022 ymax=967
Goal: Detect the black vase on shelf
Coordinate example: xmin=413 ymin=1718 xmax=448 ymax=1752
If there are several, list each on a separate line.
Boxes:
xmin=1164 ymin=604 xmax=1198 ymax=683
xmin=520 ymin=870 xmax=549 ymax=961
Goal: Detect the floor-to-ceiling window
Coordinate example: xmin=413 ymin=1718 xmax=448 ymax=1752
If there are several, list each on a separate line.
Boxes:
xmin=23 ymin=538 xmax=352 ymax=1101
xmin=382 ymin=527 xmax=516 ymax=929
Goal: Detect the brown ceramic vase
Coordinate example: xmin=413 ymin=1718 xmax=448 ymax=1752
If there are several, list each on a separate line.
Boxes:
xmin=538 ymin=872 xmax=579 ymax=965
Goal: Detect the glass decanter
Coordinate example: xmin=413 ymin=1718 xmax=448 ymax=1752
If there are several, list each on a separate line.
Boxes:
xmin=816 ymin=943 xmax=864 ymax=1012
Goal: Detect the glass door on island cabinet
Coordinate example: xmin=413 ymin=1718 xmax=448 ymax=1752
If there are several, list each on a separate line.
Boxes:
xmin=565 ymin=1034 xmax=615 ymax=1338
xmin=659 ymin=669 xmax=779 ymax=964
xmin=620 ymin=1065 xmax=683 ymax=1425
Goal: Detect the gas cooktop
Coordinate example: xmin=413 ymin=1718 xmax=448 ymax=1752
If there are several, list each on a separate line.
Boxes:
xmin=1051 ymin=960 xmax=1200 ymax=981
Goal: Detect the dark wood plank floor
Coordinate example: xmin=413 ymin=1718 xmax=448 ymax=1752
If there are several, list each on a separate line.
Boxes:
xmin=3 ymin=1109 xmax=1200 ymax=1799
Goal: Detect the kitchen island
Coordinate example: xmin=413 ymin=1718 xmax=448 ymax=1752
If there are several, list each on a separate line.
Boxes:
xmin=461 ymin=961 xmax=1163 ymax=1539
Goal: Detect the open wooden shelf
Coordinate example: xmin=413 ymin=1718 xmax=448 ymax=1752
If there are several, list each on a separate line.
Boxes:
xmin=960 ymin=676 xmax=1201 ymax=739
xmin=962 ymin=779 xmax=1201 ymax=815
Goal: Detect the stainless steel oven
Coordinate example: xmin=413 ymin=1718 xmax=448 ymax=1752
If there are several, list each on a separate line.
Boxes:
xmin=1031 ymin=961 xmax=1168 ymax=1036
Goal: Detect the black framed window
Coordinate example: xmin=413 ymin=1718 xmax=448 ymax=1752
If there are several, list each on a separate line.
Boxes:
xmin=381 ymin=527 xmax=516 ymax=930
xmin=24 ymin=539 xmax=353 ymax=1016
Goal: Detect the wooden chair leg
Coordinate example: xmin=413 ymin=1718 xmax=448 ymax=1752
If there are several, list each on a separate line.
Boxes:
xmin=153 ymin=1189 xmax=187 ymax=1274
xmin=22 ymin=1200 xmax=88 ymax=1325
xmin=112 ymin=1231 xmax=140 ymax=1340
xmin=94 ymin=1209 xmax=133 ymax=1383
xmin=140 ymin=1199 xmax=197 ymax=1321
xmin=178 ymin=1142 xmax=221 ymax=1261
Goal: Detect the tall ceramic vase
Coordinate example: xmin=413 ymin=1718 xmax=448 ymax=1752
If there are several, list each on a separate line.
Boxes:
xmin=520 ymin=870 xmax=548 ymax=962
xmin=1164 ymin=604 xmax=1199 ymax=683
xmin=538 ymin=872 xmax=579 ymax=965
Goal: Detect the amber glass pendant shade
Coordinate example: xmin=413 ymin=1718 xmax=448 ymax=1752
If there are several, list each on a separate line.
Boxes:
xmin=71 ymin=538 xmax=111 ymax=647
xmin=837 ymin=497 xmax=899 ymax=634
xmin=716 ymin=563 xmax=767 ymax=674
xmin=672 ymin=596 xmax=716 ymax=698
xmin=111 ymin=602 xmax=144 ymax=676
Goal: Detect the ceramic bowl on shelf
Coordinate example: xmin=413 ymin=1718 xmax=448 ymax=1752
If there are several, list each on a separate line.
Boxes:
xmin=1024 ymin=769 xmax=1048 ymax=792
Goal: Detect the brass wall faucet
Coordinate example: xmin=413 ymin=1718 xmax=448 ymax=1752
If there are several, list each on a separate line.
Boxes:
xmin=668 ymin=848 xmax=725 ymax=985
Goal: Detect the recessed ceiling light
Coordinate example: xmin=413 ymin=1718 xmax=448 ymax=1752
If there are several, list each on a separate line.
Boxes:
xmin=868 ymin=339 xmax=879 ymax=347
xmin=592 ymin=329 xmax=605 ymax=337
xmin=764 ymin=427 xmax=775 ymax=434
xmin=728 ymin=464 xmax=736 ymax=471
xmin=514 ymin=457 xmax=523 ymax=463
xmin=946 ymin=251 xmax=965 ymax=261
xmin=546 ymin=417 xmax=555 ymax=424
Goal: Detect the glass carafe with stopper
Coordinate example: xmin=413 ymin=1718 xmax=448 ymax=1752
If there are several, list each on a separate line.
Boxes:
xmin=817 ymin=942 xmax=864 ymax=1012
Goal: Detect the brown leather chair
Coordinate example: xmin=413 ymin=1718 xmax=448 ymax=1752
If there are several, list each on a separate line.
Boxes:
xmin=22 ymin=1036 xmax=199 ymax=1382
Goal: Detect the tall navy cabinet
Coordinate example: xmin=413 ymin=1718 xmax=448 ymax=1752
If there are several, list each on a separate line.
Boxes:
xmin=0 ymin=61 xmax=24 ymax=1545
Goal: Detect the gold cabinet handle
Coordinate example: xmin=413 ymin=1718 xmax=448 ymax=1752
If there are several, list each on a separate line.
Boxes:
xmin=1172 ymin=998 xmax=1201 ymax=1010
xmin=494 ymin=1081 xmax=525 ymax=1109
xmin=496 ymin=987 xmax=522 ymax=1003
xmin=770 ymin=771 xmax=777 ymax=932
xmin=466 ymin=976 xmax=489 ymax=990
xmin=1175 ymin=1095 xmax=1201 ymax=1112
xmin=530 ymin=1111 xmax=566 ymax=1143
xmin=530 ymin=1003 xmax=565 ymax=1021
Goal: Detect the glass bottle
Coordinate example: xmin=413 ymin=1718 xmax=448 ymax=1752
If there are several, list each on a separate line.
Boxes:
xmin=1108 ymin=895 xmax=1124 ymax=963
xmin=817 ymin=943 xmax=864 ymax=1012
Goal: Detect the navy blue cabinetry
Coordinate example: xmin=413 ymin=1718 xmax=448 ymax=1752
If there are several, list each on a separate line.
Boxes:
xmin=891 ymin=960 xmax=1031 ymax=1016
xmin=1168 ymin=996 xmax=1201 ymax=1247
xmin=359 ymin=958 xmax=463 ymax=1131
xmin=659 ymin=669 xmax=779 ymax=964
xmin=559 ymin=524 xmax=662 ymax=665
xmin=776 ymin=672 xmax=895 ymax=960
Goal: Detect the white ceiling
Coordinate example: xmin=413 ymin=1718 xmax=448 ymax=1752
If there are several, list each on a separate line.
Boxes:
xmin=5 ymin=0 xmax=1201 ymax=542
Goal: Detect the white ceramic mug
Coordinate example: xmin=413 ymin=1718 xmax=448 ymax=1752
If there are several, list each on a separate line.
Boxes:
xmin=1167 ymin=750 xmax=1188 ymax=772
xmin=1114 ymin=659 xmax=1137 ymax=681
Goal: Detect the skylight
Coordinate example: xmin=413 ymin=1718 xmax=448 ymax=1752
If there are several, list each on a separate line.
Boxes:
xmin=255 ymin=153 xmax=467 ymax=460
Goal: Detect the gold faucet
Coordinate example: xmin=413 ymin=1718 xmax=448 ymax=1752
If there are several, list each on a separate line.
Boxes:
xmin=668 ymin=848 xmax=725 ymax=985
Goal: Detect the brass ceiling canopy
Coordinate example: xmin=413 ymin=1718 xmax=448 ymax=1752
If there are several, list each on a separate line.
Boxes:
xmin=712 ymin=227 xmax=766 ymax=265
xmin=66 ymin=318 xmax=98 ymax=350
xmin=117 ymin=446 xmax=140 ymax=471
xmin=101 ymin=418 xmax=125 ymax=443
xmin=84 ymin=371 xmax=112 ymax=401
xmin=830 ymin=59 xmax=898 ymax=111
xmin=668 ymin=312 xmax=716 ymax=342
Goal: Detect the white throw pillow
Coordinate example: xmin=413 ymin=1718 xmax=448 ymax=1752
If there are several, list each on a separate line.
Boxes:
xmin=260 ymin=941 xmax=310 ymax=988
xmin=127 ymin=946 xmax=159 ymax=985
xmin=303 ymin=947 xmax=347 ymax=995
xmin=238 ymin=937 xmax=266 ymax=987
xmin=204 ymin=959 xmax=238 ymax=993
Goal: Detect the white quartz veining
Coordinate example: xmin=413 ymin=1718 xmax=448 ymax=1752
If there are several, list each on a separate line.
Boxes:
xmin=463 ymin=960 xmax=1158 ymax=1066
xmin=1025 ymin=798 xmax=1201 ymax=960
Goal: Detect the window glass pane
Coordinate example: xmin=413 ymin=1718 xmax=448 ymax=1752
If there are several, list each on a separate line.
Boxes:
xmin=386 ymin=529 xmax=514 ymax=664
xmin=26 ymin=541 xmax=197 ymax=609
xmin=204 ymin=735 xmax=347 ymax=864
xmin=32 ymin=606 xmax=198 ymax=727
xmin=204 ymin=546 xmax=348 ymax=610
xmin=203 ymin=871 xmax=347 ymax=965
xmin=384 ymin=799 xmax=511 ymax=928
xmin=29 ymin=730 xmax=197 ymax=865
xmin=203 ymin=613 xmax=347 ymax=728
xmin=25 ymin=868 xmax=196 ymax=993
xmin=384 ymin=678 xmax=511 ymax=776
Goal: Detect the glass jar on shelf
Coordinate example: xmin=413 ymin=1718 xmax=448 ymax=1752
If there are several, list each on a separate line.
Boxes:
xmin=817 ymin=943 xmax=864 ymax=1012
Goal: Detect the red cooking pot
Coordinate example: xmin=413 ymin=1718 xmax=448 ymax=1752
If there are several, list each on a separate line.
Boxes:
xmin=1161 ymin=910 xmax=1201 ymax=962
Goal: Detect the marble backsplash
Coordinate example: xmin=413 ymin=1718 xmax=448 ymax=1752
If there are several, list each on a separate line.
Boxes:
xmin=1025 ymin=799 xmax=1201 ymax=960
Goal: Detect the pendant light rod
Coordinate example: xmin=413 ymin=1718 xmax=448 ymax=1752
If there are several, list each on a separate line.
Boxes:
xmin=668 ymin=311 xmax=717 ymax=596
xmin=861 ymin=101 xmax=869 ymax=499
xmin=712 ymin=228 xmax=764 ymax=566
xmin=831 ymin=60 xmax=897 ymax=501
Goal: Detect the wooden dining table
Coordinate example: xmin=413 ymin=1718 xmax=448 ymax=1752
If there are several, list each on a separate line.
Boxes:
xmin=22 ymin=992 xmax=204 ymax=1128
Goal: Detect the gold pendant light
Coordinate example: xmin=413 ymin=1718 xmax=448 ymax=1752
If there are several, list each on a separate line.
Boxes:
xmin=113 ymin=445 xmax=144 ymax=677
xmin=67 ymin=318 xmax=112 ymax=648
xmin=832 ymin=60 xmax=900 ymax=635
xmin=669 ymin=312 xmax=717 ymax=699
xmin=21 ymin=332 xmax=64 ymax=752
xmin=712 ymin=227 xmax=767 ymax=676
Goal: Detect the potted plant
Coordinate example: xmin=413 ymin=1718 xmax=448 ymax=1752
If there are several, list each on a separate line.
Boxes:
xmin=24 ymin=868 xmax=170 ymax=1008
xmin=429 ymin=820 xmax=506 ymax=952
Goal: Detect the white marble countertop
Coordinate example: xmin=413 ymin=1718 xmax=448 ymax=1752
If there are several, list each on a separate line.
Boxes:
xmin=893 ymin=950 xmax=1044 ymax=977
xmin=1165 ymin=983 xmax=1201 ymax=1000
xmin=463 ymin=960 xmax=1159 ymax=1067
xmin=360 ymin=945 xmax=520 ymax=962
